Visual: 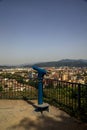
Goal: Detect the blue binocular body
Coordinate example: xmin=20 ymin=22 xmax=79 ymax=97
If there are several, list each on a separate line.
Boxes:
xmin=32 ymin=66 xmax=46 ymax=105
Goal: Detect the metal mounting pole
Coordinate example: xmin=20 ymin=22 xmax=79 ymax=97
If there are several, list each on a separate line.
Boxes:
xmin=38 ymin=77 xmax=43 ymax=105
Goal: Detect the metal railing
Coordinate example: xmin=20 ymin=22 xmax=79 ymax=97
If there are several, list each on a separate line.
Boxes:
xmin=0 ymin=78 xmax=87 ymax=121
xmin=0 ymin=79 xmax=38 ymax=100
xmin=43 ymin=79 xmax=87 ymax=122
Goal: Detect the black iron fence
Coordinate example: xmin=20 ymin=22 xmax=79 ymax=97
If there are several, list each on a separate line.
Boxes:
xmin=0 ymin=79 xmax=38 ymax=100
xmin=43 ymin=79 xmax=87 ymax=122
xmin=0 ymin=78 xmax=87 ymax=121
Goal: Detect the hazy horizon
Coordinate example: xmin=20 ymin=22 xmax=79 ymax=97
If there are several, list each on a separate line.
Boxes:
xmin=0 ymin=0 xmax=87 ymax=65
xmin=0 ymin=58 xmax=87 ymax=66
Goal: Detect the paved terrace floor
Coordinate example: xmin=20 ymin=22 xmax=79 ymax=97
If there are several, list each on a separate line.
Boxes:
xmin=0 ymin=100 xmax=87 ymax=130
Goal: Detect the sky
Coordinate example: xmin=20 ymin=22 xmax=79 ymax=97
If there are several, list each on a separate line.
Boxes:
xmin=0 ymin=0 xmax=87 ymax=65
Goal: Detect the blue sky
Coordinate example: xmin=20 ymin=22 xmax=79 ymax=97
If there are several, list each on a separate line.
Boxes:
xmin=0 ymin=0 xmax=87 ymax=65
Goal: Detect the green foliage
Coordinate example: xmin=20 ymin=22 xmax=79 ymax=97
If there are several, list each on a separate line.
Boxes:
xmin=9 ymin=87 xmax=13 ymax=91
xmin=0 ymin=85 xmax=3 ymax=91
xmin=28 ymin=79 xmax=38 ymax=88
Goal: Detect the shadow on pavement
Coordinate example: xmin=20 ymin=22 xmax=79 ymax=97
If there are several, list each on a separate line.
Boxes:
xmin=8 ymin=109 xmax=87 ymax=130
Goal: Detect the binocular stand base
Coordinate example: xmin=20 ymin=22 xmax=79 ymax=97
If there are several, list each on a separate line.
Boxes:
xmin=35 ymin=103 xmax=49 ymax=113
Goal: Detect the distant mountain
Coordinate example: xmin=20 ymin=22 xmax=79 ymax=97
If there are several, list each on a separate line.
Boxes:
xmin=0 ymin=59 xmax=87 ymax=68
xmin=33 ymin=59 xmax=87 ymax=67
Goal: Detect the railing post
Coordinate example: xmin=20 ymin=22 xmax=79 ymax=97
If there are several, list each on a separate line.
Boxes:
xmin=78 ymin=83 xmax=81 ymax=112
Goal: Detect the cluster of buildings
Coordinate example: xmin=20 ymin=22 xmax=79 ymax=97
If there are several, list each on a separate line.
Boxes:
xmin=31 ymin=66 xmax=87 ymax=84
xmin=0 ymin=66 xmax=87 ymax=86
xmin=0 ymin=68 xmax=35 ymax=91
xmin=45 ymin=67 xmax=87 ymax=84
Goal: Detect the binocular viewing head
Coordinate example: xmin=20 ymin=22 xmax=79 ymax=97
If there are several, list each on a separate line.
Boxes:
xmin=32 ymin=66 xmax=46 ymax=78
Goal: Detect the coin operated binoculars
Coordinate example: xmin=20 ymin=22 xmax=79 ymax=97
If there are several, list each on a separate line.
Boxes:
xmin=32 ymin=66 xmax=49 ymax=112
xmin=32 ymin=66 xmax=46 ymax=105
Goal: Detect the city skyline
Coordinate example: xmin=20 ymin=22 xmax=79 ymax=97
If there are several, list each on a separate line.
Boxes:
xmin=0 ymin=0 xmax=87 ymax=65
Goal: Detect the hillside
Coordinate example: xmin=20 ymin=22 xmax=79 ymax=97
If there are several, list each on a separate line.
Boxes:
xmin=33 ymin=59 xmax=87 ymax=67
xmin=0 ymin=59 xmax=87 ymax=68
